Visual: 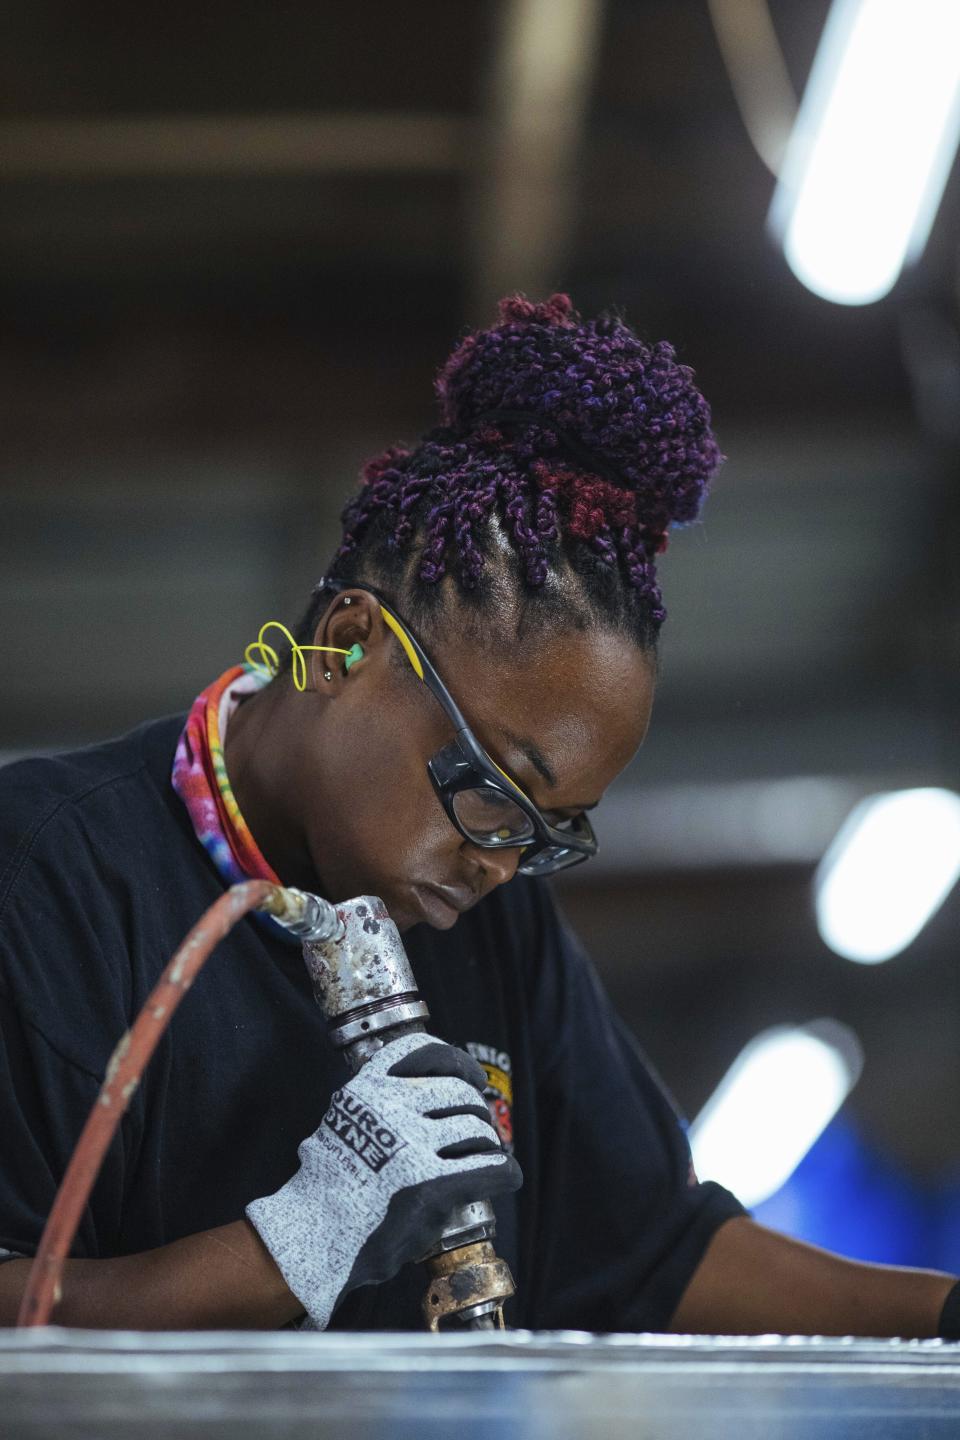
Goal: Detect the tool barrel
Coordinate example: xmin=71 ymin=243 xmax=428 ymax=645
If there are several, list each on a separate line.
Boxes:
xmin=301 ymin=895 xmax=516 ymax=1330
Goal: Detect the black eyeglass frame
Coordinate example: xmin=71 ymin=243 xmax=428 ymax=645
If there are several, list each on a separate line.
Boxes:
xmin=318 ymin=578 xmax=598 ymax=877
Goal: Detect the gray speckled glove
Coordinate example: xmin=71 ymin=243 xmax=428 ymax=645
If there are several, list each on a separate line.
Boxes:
xmin=246 ymin=1031 xmax=522 ymax=1330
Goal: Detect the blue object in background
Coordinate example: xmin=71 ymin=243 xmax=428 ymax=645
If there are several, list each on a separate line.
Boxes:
xmin=931 ymin=1166 xmax=960 ymax=1273
xmin=753 ymin=1112 xmax=960 ymax=1274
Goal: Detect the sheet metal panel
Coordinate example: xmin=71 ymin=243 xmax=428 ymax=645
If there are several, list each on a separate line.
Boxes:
xmin=2 ymin=1328 xmax=960 ymax=1439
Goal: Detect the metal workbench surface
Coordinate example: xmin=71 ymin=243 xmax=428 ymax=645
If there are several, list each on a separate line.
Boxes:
xmin=2 ymin=1328 xmax=960 ymax=1438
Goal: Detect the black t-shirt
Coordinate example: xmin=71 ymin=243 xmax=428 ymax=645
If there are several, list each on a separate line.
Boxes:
xmin=0 ymin=714 xmax=743 ymax=1330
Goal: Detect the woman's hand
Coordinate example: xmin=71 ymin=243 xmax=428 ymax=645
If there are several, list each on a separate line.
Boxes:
xmin=246 ymin=1031 xmax=522 ymax=1330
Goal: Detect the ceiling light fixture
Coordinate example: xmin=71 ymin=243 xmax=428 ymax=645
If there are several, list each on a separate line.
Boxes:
xmin=689 ymin=1022 xmax=863 ymax=1208
xmin=769 ymin=0 xmax=960 ymax=305
xmin=815 ymin=787 xmax=960 ymax=963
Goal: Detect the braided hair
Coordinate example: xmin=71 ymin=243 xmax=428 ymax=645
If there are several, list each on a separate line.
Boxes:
xmin=301 ymin=294 xmax=722 ymax=655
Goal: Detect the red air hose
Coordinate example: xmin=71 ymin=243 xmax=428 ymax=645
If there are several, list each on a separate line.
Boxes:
xmin=16 ymin=879 xmax=281 ymax=1328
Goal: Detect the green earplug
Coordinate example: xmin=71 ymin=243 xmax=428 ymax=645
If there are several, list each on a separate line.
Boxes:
xmin=344 ymin=643 xmax=364 ymax=671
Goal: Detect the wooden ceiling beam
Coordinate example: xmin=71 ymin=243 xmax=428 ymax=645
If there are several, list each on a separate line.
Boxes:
xmin=468 ymin=0 xmax=605 ymax=317
xmin=0 ymin=112 xmax=471 ymax=178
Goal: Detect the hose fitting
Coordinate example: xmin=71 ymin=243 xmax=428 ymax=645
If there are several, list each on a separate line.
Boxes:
xmin=258 ymin=886 xmax=345 ymax=943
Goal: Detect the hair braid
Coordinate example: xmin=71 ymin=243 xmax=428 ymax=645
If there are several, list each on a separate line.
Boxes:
xmin=296 ymin=293 xmax=722 ymax=657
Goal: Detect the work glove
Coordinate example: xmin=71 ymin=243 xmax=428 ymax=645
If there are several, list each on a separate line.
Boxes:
xmin=246 ymin=1030 xmax=522 ymax=1330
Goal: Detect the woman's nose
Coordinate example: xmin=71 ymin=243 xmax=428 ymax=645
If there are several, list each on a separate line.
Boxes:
xmin=463 ymin=841 xmax=523 ymax=891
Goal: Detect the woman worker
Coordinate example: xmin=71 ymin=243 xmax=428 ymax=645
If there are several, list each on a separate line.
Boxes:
xmin=0 ymin=294 xmax=957 ymax=1337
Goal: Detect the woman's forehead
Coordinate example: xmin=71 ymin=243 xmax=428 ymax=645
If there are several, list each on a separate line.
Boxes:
xmin=435 ymin=625 xmax=655 ymax=799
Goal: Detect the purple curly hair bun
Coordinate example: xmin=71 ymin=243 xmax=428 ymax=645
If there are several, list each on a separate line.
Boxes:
xmin=438 ymin=293 xmax=721 ymax=535
xmin=329 ymin=293 xmax=723 ymax=643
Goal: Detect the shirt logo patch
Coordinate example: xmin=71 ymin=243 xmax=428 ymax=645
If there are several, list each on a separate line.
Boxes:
xmin=465 ymin=1041 xmax=514 ymax=1153
xmin=323 ymin=1090 xmax=406 ymax=1173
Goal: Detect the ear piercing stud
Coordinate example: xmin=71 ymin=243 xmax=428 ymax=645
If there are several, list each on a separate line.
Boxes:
xmin=323 ymin=670 xmax=333 ymax=682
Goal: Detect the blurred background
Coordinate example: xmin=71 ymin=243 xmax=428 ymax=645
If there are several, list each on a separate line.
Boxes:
xmin=2 ymin=1 xmax=959 ymax=1270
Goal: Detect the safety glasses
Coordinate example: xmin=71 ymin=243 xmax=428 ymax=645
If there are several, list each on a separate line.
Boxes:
xmin=319 ymin=579 xmax=597 ymax=876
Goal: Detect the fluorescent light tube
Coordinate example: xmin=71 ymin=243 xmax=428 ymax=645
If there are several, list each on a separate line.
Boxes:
xmin=770 ymin=0 xmax=960 ymax=305
xmin=815 ymin=788 xmax=960 ymax=962
xmin=689 ymin=1022 xmax=862 ymax=1207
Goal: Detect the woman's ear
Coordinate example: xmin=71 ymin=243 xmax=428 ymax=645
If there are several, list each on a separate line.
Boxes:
xmin=308 ymin=590 xmax=381 ymax=691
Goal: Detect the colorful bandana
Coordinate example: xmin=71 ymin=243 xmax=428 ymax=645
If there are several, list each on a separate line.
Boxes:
xmin=171 ymin=665 xmax=295 ymax=943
